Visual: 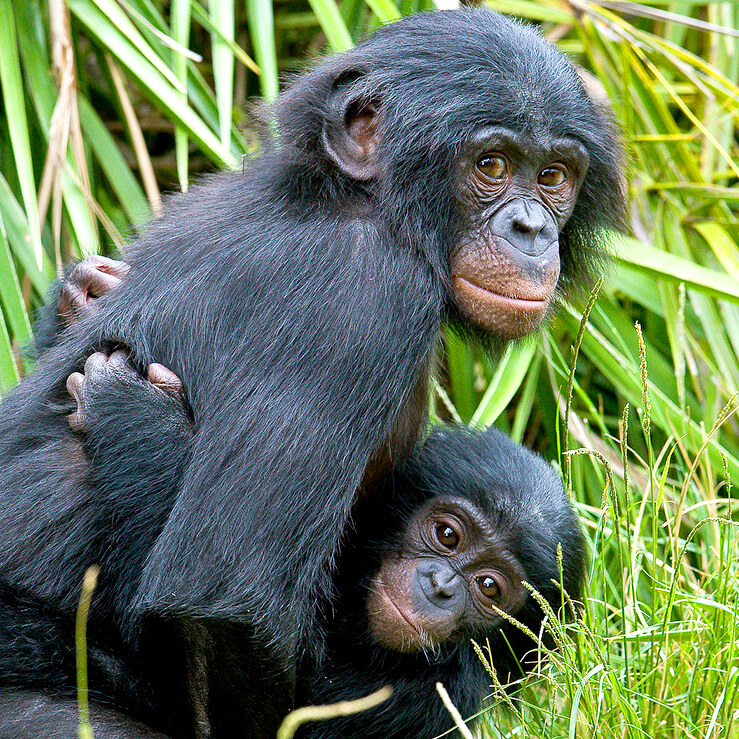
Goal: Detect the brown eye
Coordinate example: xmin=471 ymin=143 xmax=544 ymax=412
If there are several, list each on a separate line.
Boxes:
xmin=538 ymin=166 xmax=567 ymax=187
xmin=476 ymin=575 xmax=501 ymax=601
xmin=476 ymin=155 xmax=507 ymax=180
xmin=434 ymin=522 xmax=459 ymax=550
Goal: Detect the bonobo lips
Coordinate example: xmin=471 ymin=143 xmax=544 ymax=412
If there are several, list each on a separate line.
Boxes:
xmin=379 ymin=582 xmax=423 ymax=634
xmin=458 ymin=278 xmax=548 ymax=308
xmin=453 ymin=276 xmax=551 ymax=339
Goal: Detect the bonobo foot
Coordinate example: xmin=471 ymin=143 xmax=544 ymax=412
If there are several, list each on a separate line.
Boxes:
xmin=67 ymin=349 xmax=185 ymax=434
xmin=58 ymin=255 xmax=129 ymax=326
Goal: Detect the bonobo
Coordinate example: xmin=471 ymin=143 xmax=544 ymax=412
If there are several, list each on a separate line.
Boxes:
xmin=298 ymin=428 xmax=585 ymax=739
xmin=62 ymin=352 xmax=583 ymax=738
xmin=0 ymin=8 xmax=623 ymax=734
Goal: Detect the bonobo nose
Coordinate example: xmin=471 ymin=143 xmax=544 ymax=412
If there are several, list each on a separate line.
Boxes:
xmin=417 ymin=561 xmax=465 ymax=611
xmin=493 ymin=198 xmax=557 ymax=257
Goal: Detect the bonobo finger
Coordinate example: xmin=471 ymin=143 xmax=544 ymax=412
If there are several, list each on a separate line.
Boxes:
xmin=66 ymin=372 xmax=84 ymax=404
xmin=70 ymin=255 xmax=130 ymax=282
xmin=66 ymin=372 xmax=87 ymax=433
xmin=89 ymin=255 xmax=130 ymax=280
xmin=58 ymin=283 xmax=89 ymax=327
xmin=107 ymin=349 xmax=131 ymax=370
xmin=59 ymin=256 xmax=130 ymax=327
xmin=83 ymin=268 xmax=125 ymax=299
xmin=83 ymin=351 xmax=111 ymax=376
xmin=147 ymin=363 xmax=184 ymax=396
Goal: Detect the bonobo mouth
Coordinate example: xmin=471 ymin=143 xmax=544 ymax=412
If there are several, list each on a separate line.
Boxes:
xmin=456 ymin=277 xmax=549 ymax=308
xmin=379 ymin=582 xmax=421 ymax=633
xmin=374 ymin=580 xmax=428 ymax=652
xmin=452 ymin=276 xmax=552 ymax=339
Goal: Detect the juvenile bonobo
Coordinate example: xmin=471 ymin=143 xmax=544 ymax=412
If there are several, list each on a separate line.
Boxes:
xmin=62 ymin=353 xmax=584 ymax=738
xmin=0 ymin=8 xmax=623 ymax=734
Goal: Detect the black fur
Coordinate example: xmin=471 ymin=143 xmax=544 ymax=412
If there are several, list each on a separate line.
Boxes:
xmin=0 ymin=9 xmax=620 ymax=736
xmin=0 ymin=691 xmax=169 ymax=739
xmin=0 ymin=357 xmax=584 ymax=738
xmin=297 ymin=426 xmax=585 ymax=738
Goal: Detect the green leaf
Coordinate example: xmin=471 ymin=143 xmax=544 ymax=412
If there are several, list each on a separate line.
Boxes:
xmin=471 ymin=343 xmax=537 ymax=428
xmin=15 ymin=2 xmax=99 ymax=256
xmin=0 ymin=213 xmax=32 ymax=348
xmin=307 ymin=0 xmax=354 ymax=51
xmin=0 ymin=174 xmax=53 ymax=294
xmin=83 ymin=0 xmax=186 ymax=93
xmin=617 ymin=237 xmax=739 ymax=304
xmin=0 ymin=0 xmax=43 ymax=268
xmin=246 ymin=0 xmax=280 ymax=101
xmin=0 ymin=307 xmax=19 ymax=393
xmin=172 ymin=0 xmax=192 ymax=192
xmin=78 ymin=99 xmax=151 ymax=229
xmin=445 ymin=327 xmax=476 ymax=422
xmin=69 ymin=0 xmax=237 ymax=167
xmin=210 ymin=0 xmax=235 ymax=148
xmin=364 ymin=0 xmax=401 ymax=24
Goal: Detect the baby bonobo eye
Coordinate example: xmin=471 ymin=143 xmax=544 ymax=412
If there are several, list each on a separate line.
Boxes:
xmin=475 ymin=575 xmax=501 ymax=602
xmin=434 ymin=521 xmax=459 ymax=550
xmin=476 ymin=154 xmax=507 ymax=180
xmin=538 ymin=164 xmax=567 ymax=187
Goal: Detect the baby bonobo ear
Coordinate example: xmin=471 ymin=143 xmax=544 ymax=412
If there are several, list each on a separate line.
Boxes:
xmin=322 ymin=71 xmax=382 ymax=181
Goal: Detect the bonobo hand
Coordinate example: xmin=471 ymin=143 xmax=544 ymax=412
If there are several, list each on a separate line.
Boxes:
xmin=67 ymin=349 xmax=184 ymax=433
xmin=58 ymin=255 xmax=129 ymax=327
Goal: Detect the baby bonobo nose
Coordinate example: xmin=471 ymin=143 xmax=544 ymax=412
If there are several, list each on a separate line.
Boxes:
xmin=417 ymin=560 xmax=465 ymax=610
xmin=429 ymin=569 xmax=457 ymax=598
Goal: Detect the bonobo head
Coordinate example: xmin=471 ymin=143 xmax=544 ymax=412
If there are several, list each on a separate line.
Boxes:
xmin=277 ymin=9 xmax=626 ymax=344
xmin=359 ymin=426 xmax=586 ymax=670
xmin=365 ymin=494 xmax=528 ymax=653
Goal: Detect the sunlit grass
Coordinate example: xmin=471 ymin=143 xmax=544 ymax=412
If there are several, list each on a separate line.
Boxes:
xmin=468 ymin=310 xmax=739 ymax=738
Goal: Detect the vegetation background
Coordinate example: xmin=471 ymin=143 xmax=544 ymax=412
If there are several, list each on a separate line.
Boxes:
xmin=0 ymin=0 xmax=737 ymax=736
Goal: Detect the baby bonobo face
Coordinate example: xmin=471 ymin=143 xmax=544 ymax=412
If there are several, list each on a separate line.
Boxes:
xmin=365 ymin=497 xmax=527 ymax=653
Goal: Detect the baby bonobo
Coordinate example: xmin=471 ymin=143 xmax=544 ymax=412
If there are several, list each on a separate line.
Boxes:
xmin=66 ymin=351 xmax=585 ymax=739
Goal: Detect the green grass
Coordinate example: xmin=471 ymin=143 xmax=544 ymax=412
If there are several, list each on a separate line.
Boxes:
xmin=467 ymin=306 xmax=739 ymax=738
xmin=2 ymin=0 xmax=738 ymax=737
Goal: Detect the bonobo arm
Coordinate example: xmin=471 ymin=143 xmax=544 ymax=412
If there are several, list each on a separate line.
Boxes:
xmin=66 ymin=351 xmax=298 ymax=737
xmin=32 ymin=256 xmax=129 ymax=355
xmin=99 ymin=202 xmax=446 ymax=665
xmin=66 ymin=349 xmax=193 ymax=622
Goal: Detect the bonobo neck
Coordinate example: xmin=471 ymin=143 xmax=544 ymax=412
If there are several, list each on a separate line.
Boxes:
xmin=360 ymin=351 xmax=434 ymax=494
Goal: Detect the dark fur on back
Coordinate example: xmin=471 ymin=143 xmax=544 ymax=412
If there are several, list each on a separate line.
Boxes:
xmin=0 ymin=9 xmax=619 ymax=736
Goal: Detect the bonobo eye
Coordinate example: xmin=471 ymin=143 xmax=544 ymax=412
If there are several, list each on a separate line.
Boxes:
xmin=476 ymin=154 xmax=507 ymax=180
xmin=538 ymin=165 xmax=567 ymax=188
xmin=475 ymin=575 xmax=501 ymax=601
xmin=434 ymin=522 xmax=460 ymax=550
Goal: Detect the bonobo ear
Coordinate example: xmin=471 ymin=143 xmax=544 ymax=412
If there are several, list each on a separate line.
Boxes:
xmin=322 ymin=72 xmax=381 ymax=181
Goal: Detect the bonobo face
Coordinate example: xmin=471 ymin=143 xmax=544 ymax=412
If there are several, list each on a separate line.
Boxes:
xmin=365 ymin=497 xmax=527 ymax=653
xmin=451 ymin=127 xmax=589 ymax=339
